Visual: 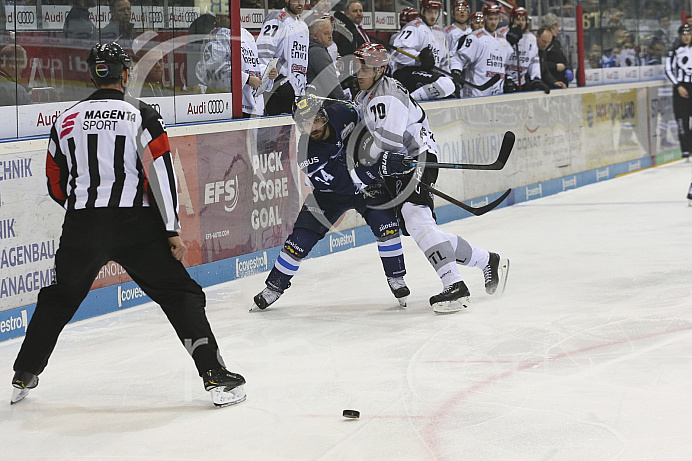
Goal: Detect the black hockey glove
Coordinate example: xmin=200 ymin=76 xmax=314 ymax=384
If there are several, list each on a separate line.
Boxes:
xmin=379 ymin=151 xmax=415 ymax=177
xmin=506 ymin=25 xmax=523 ymax=46
xmin=531 ymin=79 xmax=551 ymax=94
xmin=451 ymin=69 xmax=464 ymax=86
xmin=418 ymin=46 xmax=435 ymax=70
xmin=503 ymin=78 xmax=520 ymax=93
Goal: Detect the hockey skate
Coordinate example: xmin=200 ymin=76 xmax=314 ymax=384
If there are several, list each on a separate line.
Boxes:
xmin=10 ymin=371 xmax=38 ymax=405
xmin=387 ymin=277 xmax=410 ymax=307
xmin=203 ymin=367 xmax=246 ymax=407
xmin=251 ymin=286 xmax=283 ymax=311
xmin=429 ymin=281 xmax=470 ymax=314
xmin=483 ymin=252 xmax=510 ymax=296
xmin=687 ymin=185 xmax=692 ymax=206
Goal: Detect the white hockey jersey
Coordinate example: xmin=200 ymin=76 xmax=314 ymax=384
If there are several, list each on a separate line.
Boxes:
xmin=498 ymin=27 xmax=540 ymax=88
xmin=241 ymin=28 xmax=272 ymax=116
xmin=390 ymin=18 xmax=449 ymax=73
xmin=355 ymin=76 xmax=438 ymax=161
xmin=256 ymin=8 xmax=309 ymax=97
xmin=450 ymin=28 xmax=513 ymax=97
xmin=195 ymin=28 xmax=271 ymax=115
xmin=444 ymin=23 xmax=470 ymax=57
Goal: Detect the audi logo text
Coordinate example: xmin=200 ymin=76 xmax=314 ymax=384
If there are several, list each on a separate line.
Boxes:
xmin=15 ymin=11 xmax=36 ymax=24
xmin=207 ymin=99 xmax=225 ymax=114
xmin=148 ymin=11 xmax=163 ymax=22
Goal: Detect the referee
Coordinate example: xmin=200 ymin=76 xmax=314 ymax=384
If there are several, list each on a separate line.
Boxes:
xmin=666 ymin=24 xmax=692 ymax=161
xmin=11 ymin=43 xmax=245 ymax=407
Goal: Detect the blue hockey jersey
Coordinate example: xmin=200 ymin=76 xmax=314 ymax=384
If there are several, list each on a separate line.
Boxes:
xmin=300 ymin=101 xmax=359 ymax=195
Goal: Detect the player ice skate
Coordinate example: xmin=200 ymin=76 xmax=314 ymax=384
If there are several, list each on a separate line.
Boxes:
xmin=351 ymin=43 xmax=509 ymax=314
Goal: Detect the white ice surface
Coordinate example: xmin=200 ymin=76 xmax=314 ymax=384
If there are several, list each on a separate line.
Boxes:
xmin=1 ymin=161 xmax=692 ymax=460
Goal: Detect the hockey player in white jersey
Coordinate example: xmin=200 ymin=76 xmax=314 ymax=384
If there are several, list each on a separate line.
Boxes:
xmin=195 ymin=27 xmax=277 ymax=117
xmin=390 ymin=7 xmax=419 ymax=45
xmin=444 ymin=0 xmax=471 ymax=57
xmin=389 ymin=0 xmax=456 ymax=101
xmin=256 ymin=0 xmax=309 ymax=115
xmin=450 ymin=3 xmax=513 ymax=98
xmin=499 ymin=7 xmax=548 ymax=93
xmin=352 ymin=43 xmax=509 ymax=313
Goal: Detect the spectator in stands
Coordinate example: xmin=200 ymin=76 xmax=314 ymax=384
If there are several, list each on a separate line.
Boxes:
xmin=587 ymin=43 xmax=602 ymax=69
xmin=333 ymin=1 xmax=369 ymax=98
xmin=64 ymin=0 xmax=97 ymax=40
xmin=536 ymin=27 xmax=567 ymax=89
xmin=375 ymin=0 xmax=393 ymax=11
xmin=654 ymin=15 xmax=672 ymax=50
xmin=0 ymin=45 xmax=31 ymax=106
xmin=101 ymin=0 xmax=137 ymax=48
xmin=643 ymin=36 xmax=664 ymax=65
xmin=540 ymin=12 xmax=570 ymax=83
xmin=334 ymin=0 xmax=369 ymax=57
xmin=616 ymin=31 xmax=640 ymax=67
xmin=129 ymin=48 xmax=173 ymax=98
xmin=308 ymin=18 xmax=346 ymax=100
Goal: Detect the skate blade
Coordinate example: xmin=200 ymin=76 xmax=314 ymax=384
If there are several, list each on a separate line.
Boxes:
xmin=495 ymin=258 xmax=510 ymax=296
xmin=10 ymin=387 xmax=30 ymax=405
xmin=432 ymin=297 xmax=470 ymax=314
xmin=397 ymin=296 xmax=408 ymax=308
xmin=210 ymin=384 xmax=246 ymax=407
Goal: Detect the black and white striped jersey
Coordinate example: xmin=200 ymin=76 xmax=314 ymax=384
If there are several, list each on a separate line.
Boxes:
xmin=46 ymin=88 xmax=180 ymax=233
xmin=666 ymin=43 xmax=692 ymax=85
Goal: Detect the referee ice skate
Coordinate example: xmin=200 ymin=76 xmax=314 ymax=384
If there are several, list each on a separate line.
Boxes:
xmin=10 ymin=43 xmax=245 ymax=408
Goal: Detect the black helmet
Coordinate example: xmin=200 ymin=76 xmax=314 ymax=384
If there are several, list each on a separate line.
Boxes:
xmin=679 ymin=24 xmax=692 ymax=35
xmin=87 ymin=42 xmax=131 ymax=81
xmin=292 ymin=94 xmax=328 ymax=134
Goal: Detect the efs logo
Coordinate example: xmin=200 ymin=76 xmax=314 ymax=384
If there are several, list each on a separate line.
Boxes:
xmin=204 ymin=176 xmax=239 ymax=212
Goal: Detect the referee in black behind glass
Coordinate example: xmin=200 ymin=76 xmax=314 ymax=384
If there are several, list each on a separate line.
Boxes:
xmin=10 ymin=42 xmax=245 ymax=408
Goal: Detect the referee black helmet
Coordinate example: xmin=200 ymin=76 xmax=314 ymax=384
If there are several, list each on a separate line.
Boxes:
xmin=87 ymin=42 xmax=131 ymax=82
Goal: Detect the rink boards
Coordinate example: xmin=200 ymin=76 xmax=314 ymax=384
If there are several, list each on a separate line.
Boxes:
xmin=0 ymin=80 xmax=680 ymax=342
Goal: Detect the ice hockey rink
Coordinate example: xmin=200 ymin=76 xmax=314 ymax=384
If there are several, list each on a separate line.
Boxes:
xmin=1 ymin=160 xmax=691 ymax=460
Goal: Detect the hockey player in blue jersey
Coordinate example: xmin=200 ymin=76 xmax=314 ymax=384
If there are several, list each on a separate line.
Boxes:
xmin=252 ymin=96 xmax=409 ymax=310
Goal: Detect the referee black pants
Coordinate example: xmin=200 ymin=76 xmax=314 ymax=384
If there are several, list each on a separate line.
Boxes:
xmin=673 ymin=83 xmax=692 ymax=155
xmin=14 ymin=207 xmax=224 ymax=377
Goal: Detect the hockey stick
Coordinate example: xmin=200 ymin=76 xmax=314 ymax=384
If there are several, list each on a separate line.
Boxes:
xmin=367 ymin=34 xmax=501 ymax=91
xmin=368 ymin=35 xmax=502 ymax=91
xmin=421 ymin=183 xmax=511 ymax=216
xmin=407 ymin=131 xmax=515 ymax=170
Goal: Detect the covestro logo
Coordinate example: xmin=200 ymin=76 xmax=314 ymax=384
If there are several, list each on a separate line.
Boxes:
xmin=0 ymin=310 xmax=28 ymax=334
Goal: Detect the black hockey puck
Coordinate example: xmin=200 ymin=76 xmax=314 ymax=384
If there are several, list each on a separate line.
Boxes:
xmin=342 ymin=409 xmax=360 ymax=419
